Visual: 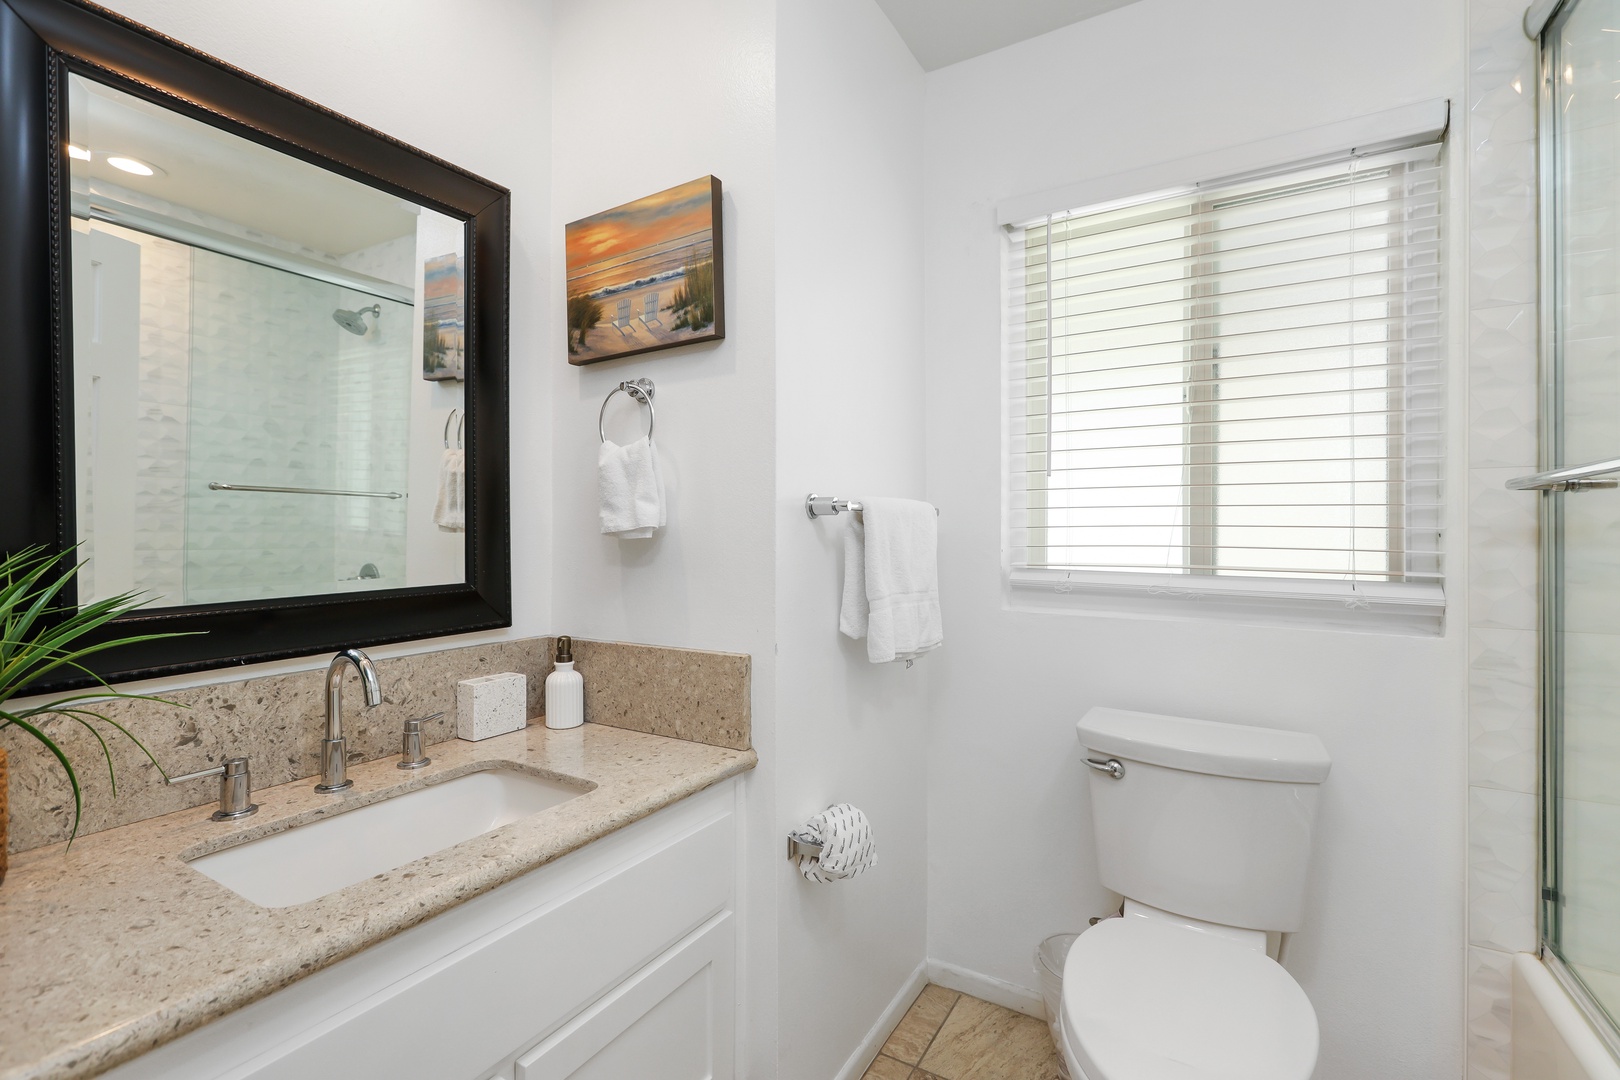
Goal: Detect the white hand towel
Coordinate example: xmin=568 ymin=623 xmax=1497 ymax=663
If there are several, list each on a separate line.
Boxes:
xmin=599 ymin=436 xmax=665 ymax=538
xmin=791 ymin=803 xmax=877 ymax=883
xmin=839 ymin=497 xmax=942 ymax=664
xmin=433 ymin=447 xmax=465 ymax=531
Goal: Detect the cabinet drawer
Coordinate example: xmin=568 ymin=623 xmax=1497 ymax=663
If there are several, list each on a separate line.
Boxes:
xmin=234 ymin=810 xmax=733 ymax=1080
xmin=515 ymin=911 xmax=734 ymax=1080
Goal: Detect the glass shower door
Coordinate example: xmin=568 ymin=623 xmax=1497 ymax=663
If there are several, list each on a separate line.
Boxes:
xmin=1540 ymin=0 xmax=1620 ymax=1036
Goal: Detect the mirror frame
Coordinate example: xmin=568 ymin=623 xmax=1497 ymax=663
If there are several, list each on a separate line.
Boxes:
xmin=0 ymin=0 xmax=512 ymax=691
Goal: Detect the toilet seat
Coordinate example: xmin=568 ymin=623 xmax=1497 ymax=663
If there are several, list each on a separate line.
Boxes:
xmin=1061 ymin=917 xmax=1318 ymax=1080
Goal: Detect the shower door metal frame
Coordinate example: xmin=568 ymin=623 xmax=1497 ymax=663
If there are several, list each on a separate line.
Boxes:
xmin=1536 ymin=0 xmax=1565 ymax=962
xmin=1533 ymin=1 xmax=1620 ymax=1054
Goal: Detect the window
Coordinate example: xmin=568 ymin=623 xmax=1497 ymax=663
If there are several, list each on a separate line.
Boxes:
xmin=1006 ymin=141 xmax=1444 ymax=623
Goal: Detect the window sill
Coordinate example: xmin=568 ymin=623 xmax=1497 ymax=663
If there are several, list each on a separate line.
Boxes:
xmin=1007 ymin=567 xmax=1445 ymax=635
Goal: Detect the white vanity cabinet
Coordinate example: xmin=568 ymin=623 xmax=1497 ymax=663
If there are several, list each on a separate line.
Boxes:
xmin=104 ymin=779 xmax=741 ymax=1080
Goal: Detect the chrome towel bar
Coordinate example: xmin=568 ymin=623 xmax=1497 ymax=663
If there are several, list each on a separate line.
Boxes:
xmin=209 ymin=482 xmax=404 ymax=499
xmin=805 ymin=493 xmax=938 ymax=519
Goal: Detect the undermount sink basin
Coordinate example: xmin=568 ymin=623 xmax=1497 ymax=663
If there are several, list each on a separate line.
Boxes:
xmin=187 ymin=768 xmax=587 ymax=908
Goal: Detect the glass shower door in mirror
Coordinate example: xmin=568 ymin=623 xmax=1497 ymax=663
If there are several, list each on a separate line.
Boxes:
xmin=1543 ymin=0 xmax=1620 ymax=1035
xmin=67 ymin=72 xmax=469 ymax=608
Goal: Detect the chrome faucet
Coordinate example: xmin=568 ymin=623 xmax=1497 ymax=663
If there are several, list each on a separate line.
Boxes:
xmin=316 ymin=648 xmax=382 ymax=793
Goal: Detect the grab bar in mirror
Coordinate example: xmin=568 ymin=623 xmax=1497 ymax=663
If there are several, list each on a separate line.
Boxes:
xmin=1506 ymin=458 xmax=1620 ymax=492
xmin=209 ymin=482 xmax=405 ymax=500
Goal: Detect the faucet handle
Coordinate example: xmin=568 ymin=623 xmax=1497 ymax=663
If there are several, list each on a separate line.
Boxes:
xmin=167 ymin=757 xmax=258 ymax=821
xmin=398 ymin=711 xmax=441 ymax=770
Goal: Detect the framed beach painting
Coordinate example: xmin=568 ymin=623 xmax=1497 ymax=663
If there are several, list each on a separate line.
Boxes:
xmin=565 ymin=176 xmax=725 ymax=365
xmin=423 ymin=252 xmax=466 ymax=381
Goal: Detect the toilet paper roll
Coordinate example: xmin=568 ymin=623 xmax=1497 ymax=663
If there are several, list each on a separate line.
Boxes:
xmin=792 ymin=803 xmax=876 ymax=883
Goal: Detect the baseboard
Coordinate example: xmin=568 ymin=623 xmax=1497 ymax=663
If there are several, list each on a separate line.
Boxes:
xmin=833 ymin=959 xmax=929 ymax=1080
xmin=926 ymin=959 xmax=1045 ymax=1019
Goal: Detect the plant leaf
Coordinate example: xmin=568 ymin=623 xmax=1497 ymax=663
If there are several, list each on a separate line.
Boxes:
xmin=0 ymin=545 xmax=200 ymax=837
xmin=0 ymin=709 xmax=84 ymax=842
xmin=53 ymin=709 xmax=117 ymax=794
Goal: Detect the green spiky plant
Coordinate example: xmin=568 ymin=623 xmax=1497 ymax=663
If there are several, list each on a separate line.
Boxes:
xmin=0 ymin=546 xmax=190 ymax=847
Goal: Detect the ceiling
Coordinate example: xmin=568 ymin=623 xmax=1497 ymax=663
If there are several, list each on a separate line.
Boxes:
xmin=874 ymin=0 xmax=1146 ymax=71
xmin=68 ymin=74 xmax=420 ymax=259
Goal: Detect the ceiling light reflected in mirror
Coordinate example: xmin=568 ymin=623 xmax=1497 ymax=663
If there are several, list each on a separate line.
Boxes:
xmin=104 ymin=154 xmax=156 ymax=176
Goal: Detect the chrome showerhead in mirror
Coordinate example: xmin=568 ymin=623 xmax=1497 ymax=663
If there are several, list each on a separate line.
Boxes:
xmin=332 ymin=304 xmax=380 ymax=335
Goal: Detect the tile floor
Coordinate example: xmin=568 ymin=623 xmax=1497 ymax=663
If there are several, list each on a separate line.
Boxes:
xmin=862 ymin=984 xmax=1063 ymax=1080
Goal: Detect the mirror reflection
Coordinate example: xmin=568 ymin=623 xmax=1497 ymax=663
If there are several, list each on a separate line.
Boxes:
xmin=67 ymin=73 xmax=467 ymax=609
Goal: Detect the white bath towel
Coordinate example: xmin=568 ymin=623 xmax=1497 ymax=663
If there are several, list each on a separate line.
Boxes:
xmin=599 ymin=436 xmax=665 ymax=538
xmin=791 ymin=803 xmax=877 ymax=883
xmin=839 ymin=497 xmax=942 ymax=664
xmin=433 ymin=447 xmax=465 ymax=531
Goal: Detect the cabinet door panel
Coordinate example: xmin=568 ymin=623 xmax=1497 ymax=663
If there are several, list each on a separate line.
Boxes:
xmin=231 ymin=814 xmax=732 ymax=1080
xmin=516 ymin=912 xmax=734 ymax=1080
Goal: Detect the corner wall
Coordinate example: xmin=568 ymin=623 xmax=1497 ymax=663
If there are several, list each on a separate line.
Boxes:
xmin=775 ymin=2 xmax=928 ymax=1077
xmin=920 ymin=1 xmax=1470 ymax=1076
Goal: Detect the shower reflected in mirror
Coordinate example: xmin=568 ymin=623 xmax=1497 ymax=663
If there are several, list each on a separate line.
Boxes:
xmin=333 ymin=305 xmax=381 ymax=336
xmin=66 ymin=71 xmax=470 ymax=611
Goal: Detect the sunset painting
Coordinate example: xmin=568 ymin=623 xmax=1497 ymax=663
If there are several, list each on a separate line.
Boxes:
xmin=422 ymin=252 xmax=465 ymax=381
xmin=565 ymin=176 xmax=725 ymax=365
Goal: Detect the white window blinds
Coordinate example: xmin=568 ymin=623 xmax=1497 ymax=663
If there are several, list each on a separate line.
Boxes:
xmin=1007 ymin=142 xmax=1444 ymax=598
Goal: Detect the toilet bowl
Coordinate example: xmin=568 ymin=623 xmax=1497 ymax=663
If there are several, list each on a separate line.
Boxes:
xmin=1059 ymin=915 xmax=1317 ymax=1080
xmin=1064 ymin=707 xmax=1331 ymax=1080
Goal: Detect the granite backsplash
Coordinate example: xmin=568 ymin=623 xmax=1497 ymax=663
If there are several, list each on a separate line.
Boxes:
xmin=1 ymin=636 xmax=750 ymax=853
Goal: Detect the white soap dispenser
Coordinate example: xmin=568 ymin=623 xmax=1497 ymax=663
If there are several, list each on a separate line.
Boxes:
xmin=545 ymin=636 xmax=584 ymax=730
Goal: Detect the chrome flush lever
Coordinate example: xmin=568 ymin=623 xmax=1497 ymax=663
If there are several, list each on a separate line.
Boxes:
xmin=167 ymin=756 xmax=258 ymax=820
xmin=1085 ymin=758 xmax=1125 ymax=780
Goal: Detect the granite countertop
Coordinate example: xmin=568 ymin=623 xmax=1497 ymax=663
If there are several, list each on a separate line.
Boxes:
xmin=0 ymin=722 xmax=756 ymax=1080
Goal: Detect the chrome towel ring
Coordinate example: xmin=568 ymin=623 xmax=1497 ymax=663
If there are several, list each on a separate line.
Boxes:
xmin=599 ymin=378 xmax=656 ymax=444
xmin=442 ymin=408 xmax=464 ymax=448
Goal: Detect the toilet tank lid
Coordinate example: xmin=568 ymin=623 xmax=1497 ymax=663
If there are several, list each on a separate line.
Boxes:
xmin=1077 ymin=708 xmax=1331 ymax=783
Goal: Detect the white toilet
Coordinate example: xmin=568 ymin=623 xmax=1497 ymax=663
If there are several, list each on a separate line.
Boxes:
xmin=1060 ymin=707 xmax=1332 ymax=1080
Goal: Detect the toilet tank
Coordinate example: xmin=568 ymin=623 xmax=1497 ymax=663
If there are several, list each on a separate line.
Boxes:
xmin=1077 ymin=707 xmax=1332 ymax=933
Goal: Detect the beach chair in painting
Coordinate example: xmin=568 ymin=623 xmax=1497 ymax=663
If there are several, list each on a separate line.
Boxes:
xmin=639 ymin=292 xmax=663 ymax=330
xmin=611 ymin=297 xmax=636 ymax=338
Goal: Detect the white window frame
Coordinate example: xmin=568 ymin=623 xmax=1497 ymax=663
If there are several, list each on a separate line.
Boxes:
xmin=999 ymin=101 xmax=1453 ymax=634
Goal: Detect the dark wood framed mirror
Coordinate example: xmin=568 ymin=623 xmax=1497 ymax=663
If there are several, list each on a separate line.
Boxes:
xmin=0 ymin=0 xmax=511 ymax=691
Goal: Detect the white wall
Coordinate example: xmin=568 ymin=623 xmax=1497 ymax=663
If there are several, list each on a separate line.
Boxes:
xmin=921 ymin=2 xmax=1469 ymax=1077
xmin=79 ymin=0 xmax=555 ymax=684
xmin=775 ymin=2 xmax=927 ymax=1078
xmin=548 ymin=0 xmax=776 ymax=654
xmin=546 ymin=0 xmax=780 ymax=1074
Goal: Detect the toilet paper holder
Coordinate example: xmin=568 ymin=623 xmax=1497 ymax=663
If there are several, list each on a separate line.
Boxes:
xmin=786 ymin=835 xmax=824 ymax=860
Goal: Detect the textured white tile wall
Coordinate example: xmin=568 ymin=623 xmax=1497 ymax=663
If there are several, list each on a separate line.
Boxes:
xmin=184 ymin=248 xmax=345 ymax=603
xmin=1466 ymin=0 xmax=1544 ymax=1074
xmin=128 ymin=231 xmax=193 ymax=606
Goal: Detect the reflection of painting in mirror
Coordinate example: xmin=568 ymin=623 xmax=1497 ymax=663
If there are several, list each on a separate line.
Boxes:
xmin=422 ymin=253 xmax=465 ymax=381
xmin=565 ymin=175 xmax=724 ymax=365
xmin=66 ymin=73 xmax=469 ymax=610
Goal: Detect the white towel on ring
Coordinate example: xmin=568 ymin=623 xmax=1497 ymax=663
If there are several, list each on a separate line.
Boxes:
xmin=433 ymin=447 xmax=465 ymax=531
xmin=599 ymin=436 xmax=665 ymax=538
xmin=791 ymin=803 xmax=877 ymax=883
xmin=839 ymin=497 xmax=941 ymax=664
